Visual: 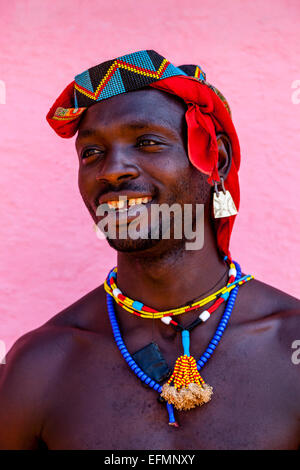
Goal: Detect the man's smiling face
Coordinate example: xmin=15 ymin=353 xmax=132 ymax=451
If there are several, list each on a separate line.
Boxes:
xmin=75 ymin=88 xmax=211 ymax=253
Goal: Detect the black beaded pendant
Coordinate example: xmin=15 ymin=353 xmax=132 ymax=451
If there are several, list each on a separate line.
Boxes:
xmin=132 ymin=342 xmax=171 ymax=383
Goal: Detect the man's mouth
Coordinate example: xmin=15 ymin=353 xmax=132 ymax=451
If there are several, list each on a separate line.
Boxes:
xmin=95 ymin=194 xmax=154 ymax=227
xmin=105 ymin=196 xmax=152 ymax=212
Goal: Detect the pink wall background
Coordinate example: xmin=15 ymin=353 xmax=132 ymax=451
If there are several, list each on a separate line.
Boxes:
xmin=1 ymin=0 xmax=299 ymax=354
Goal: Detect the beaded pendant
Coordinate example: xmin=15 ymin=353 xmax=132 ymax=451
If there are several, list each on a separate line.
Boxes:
xmin=161 ymin=330 xmax=213 ymax=410
xmin=132 ymin=342 xmax=171 ymax=383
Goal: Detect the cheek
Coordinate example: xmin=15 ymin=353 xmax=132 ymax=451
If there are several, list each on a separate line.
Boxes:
xmin=165 ymin=146 xmax=191 ymax=174
xmin=77 ymin=170 xmax=86 ymax=200
xmin=78 ymin=167 xmax=94 ymax=197
xmin=143 ymin=146 xmax=191 ymax=185
xmin=77 ymin=170 xmax=98 ymax=220
xmin=191 ymin=171 xmax=212 ymax=204
xmin=77 ymin=171 xmax=98 ymax=220
xmin=176 ymin=168 xmax=212 ymax=205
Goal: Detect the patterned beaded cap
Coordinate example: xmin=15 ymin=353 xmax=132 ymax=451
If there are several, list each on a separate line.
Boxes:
xmin=74 ymin=50 xmax=197 ymax=107
xmin=47 ymin=49 xmax=232 ymax=134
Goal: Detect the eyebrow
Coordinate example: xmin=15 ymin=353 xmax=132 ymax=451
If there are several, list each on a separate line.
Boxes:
xmin=76 ymin=119 xmax=179 ymax=141
xmin=77 ymin=128 xmax=99 ymax=139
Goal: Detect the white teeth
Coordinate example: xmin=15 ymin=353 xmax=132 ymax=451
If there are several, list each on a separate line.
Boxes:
xmin=107 ymin=200 xmax=125 ymax=209
xmin=107 ymin=201 xmax=117 ymax=209
xmin=129 ymin=198 xmax=142 ymax=206
xmin=128 ymin=197 xmax=151 ymax=206
xmin=106 ymin=196 xmax=152 ymax=210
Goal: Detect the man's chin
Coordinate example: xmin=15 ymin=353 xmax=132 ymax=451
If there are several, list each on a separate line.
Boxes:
xmin=105 ymin=235 xmax=161 ymax=253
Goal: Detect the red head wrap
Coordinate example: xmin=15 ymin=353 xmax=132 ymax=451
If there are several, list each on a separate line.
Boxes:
xmin=150 ymin=76 xmax=240 ymax=260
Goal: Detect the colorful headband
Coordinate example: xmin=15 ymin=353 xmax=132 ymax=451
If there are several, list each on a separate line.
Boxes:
xmin=46 ymin=50 xmax=239 ymax=259
xmin=46 ymin=50 xmax=231 ymax=138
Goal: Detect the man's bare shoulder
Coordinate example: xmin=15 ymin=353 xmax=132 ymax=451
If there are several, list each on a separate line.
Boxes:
xmin=237 ymin=276 xmax=300 ymax=400
xmin=44 ymin=282 xmax=108 ymax=332
xmin=237 ymin=275 xmax=300 ymax=320
xmin=230 ymin=276 xmax=300 ymax=420
xmin=0 ymin=283 xmax=109 ymax=449
xmin=1 ymin=283 xmax=109 ymax=392
xmin=237 ymin=276 xmax=300 ymax=347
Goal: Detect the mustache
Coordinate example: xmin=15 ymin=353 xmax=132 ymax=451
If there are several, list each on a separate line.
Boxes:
xmin=98 ymin=182 xmax=154 ymax=197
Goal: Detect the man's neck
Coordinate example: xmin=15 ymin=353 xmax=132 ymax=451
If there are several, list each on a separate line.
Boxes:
xmin=116 ymin=223 xmax=228 ymax=312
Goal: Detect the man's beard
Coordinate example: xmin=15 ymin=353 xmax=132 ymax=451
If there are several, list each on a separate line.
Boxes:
xmin=100 ymin=202 xmax=200 ymax=254
xmin=105 ymin=231 xmax=160 ymax=252
xmin=102 ymin=208 xmax=176 ymax=253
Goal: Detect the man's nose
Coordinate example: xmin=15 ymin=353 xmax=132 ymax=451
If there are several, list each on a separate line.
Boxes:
xmin=95 ymin=149 xmax=140 ymax=185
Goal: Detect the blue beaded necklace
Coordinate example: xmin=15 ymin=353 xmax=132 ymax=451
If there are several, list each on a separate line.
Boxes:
xmin=106 ymin=260 xmax=242 ymax=426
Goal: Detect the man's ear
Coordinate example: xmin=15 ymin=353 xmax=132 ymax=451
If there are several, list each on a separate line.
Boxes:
xmin=216 ymin=133 xmax=232 ymax=181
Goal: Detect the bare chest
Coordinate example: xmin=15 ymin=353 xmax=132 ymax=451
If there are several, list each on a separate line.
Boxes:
xmin=41 ymin=326 xmax=299 ymax=450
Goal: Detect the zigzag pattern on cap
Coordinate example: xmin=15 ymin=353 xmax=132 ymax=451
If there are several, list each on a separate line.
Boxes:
xmin=73 ymin=50 xmax=192 ymax=107
xmin=48 ymin=50 xmax=232 ymax=129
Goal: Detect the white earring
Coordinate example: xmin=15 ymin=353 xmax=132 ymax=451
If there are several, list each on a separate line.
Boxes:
xmin=213 ymin=177 xmax=238 ymax=218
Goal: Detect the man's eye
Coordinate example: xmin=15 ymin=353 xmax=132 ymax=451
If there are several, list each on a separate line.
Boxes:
xmin=82 ymin=149 xmax=103 ymax=160
xmin=137 ymin=139 xmax=158 ymax=147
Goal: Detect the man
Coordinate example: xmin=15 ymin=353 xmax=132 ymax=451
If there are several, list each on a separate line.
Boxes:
xmin=0 ymin=51 xmax=299 ymax=450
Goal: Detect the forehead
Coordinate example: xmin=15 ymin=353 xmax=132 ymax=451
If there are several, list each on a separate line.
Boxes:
xmin=76 ymin=88 xmax=186 ymax=139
